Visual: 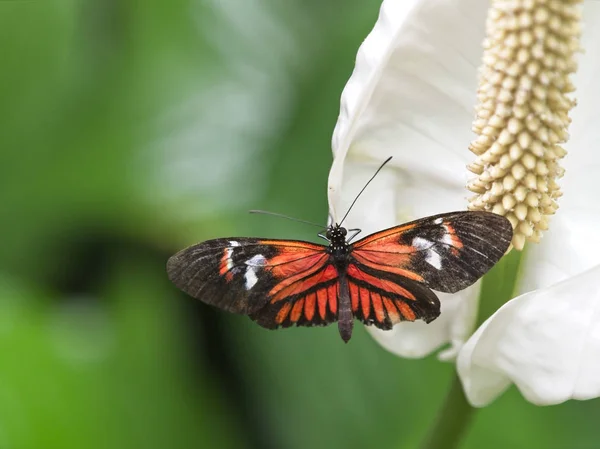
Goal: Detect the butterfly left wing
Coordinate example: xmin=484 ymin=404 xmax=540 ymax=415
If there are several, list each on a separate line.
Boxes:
xmin=167 ymin=238 xmax=341 ymax=328
xmin=351 ymin=211 xmax=513 ymax=294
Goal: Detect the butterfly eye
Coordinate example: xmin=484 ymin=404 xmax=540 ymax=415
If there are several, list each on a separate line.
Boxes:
xmin=340 ymin=228 xmax=347 ymax=236
xmin=326 ymin=230 xmax=333 ymax=240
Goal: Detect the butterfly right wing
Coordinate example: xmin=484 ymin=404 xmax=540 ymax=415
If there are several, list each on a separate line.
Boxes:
xmin=351 ymin=211 xmax=513 ymax=294
xmin=167 ymin=238 xmax=340 ymax=328
xmin=343 ymin=211 xmax=512 ymax=330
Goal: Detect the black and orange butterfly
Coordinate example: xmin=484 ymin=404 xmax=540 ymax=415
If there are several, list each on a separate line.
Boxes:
xmin=167 ymin=160 xmax=513 ymax=343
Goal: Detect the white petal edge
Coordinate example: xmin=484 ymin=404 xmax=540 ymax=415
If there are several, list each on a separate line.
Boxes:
xmin=328 ymin=0 xmax=490 ymax=223
xmin=369 ymin=285 xmax=480 ymax=360
xmin=457 ymin=264 xmax=600 ymax=407
xmin=517 ymin=0 xmax=600 ymax=295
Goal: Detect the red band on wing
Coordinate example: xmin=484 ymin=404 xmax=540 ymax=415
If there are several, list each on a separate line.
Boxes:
xmin=258 ymin=239 xmax=324 ymax=251
xmin=347 ymin=264 xmax=417 ymax=300
xmin=219 ymin=249 xmax=229 ymax=276
xmin=317 ymin=288 xmax=328 ymax=319
xmin=396 ymin=300 xmax=416 ymax=321
xmin=349 ymin=279 xmax=419 ymax=326
xmin=270 ymin=263 xmax=336 ymax=302
xmin=269 ymin=283 xmax=339 ymax=327
xmin=218 ymin=248 xmax=235 ymax=282
xmin=305 ymin=292 xmax=316 ymax=321
xmin=352 ymin=251 xmax=423 ymax=282
xmin=268 ymin=252 xmax=329 ymax=297
xmin=371 ymin=292 xmax=385 ymax=323
xmin=290 ymin=298 xmax=305 ymax=323
xmin=383 ymin=297 xmax=400 ymax=324
xmin=353 ymin=223 xmax=416 ymax=247
xmin=276 ymin=302 xmax=293 ymax=324
xmin=360 ymin=287 xmax=371 ymax=319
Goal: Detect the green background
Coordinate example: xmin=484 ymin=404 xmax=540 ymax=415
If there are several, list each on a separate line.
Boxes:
xmin=1 ymin=1 xmax=598 ymax=448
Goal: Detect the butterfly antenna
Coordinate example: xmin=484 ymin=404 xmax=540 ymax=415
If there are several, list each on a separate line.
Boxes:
xmin=338 ymin=156 xmax=393 ymax=227
xmin=249 ymin=210 xmax=324 ymax=229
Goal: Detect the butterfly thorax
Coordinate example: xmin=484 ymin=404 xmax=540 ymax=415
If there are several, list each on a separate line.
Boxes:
xmin=326 ymin=224 xmax=351 ymax=267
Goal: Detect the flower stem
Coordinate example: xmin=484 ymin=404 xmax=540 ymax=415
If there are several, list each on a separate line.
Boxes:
xmin=418 ymin=248 xmax=525 ymax=449
xmin=418 ymin=374 xmax=476 ymax=449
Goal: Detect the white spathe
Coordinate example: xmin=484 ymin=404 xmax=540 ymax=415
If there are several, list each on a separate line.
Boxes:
xmin=327 ymin=0 xmax=600 ymax=405
xmin=457 ymin=266 xmax=600 ymax=406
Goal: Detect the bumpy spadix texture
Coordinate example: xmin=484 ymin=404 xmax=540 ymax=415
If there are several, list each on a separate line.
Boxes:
xmin=467 ymin=0 xmax=582 ymax=250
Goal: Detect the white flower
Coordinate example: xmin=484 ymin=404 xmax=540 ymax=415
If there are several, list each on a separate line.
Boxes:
xmin=327 ymin=0 xmax=600 ymax=405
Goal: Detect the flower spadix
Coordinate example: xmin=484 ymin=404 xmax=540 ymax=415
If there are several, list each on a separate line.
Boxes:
xmin=467 ymin=0 xmax=582 ymax=250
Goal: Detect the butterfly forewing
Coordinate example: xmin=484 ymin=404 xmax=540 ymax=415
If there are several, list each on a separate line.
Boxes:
xmin=352 ymin=211 xmax=513 ymax=294
xmin=167 ymin=238 xmax=338 ymax=325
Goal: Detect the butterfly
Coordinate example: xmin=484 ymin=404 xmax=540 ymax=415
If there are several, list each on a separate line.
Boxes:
xmin=166 ymin=210 xmax=513 ymax=343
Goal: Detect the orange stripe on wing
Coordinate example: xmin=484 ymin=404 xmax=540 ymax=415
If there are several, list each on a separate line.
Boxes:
xmin=257 ymin=240 xmax=324 ymax=251
xmin=352 ymin=251 xmax=424 ymax=282
xmin=383 ymin=297 xmax=401 ymax=324
xmin=219 ymin=248 xmax=231 ymax=276
xmin=360 ymin=288 xmax=371 ymax=319
xmin=317 ymin=288 xmax=328 ymax=319
xmin=371 ymin=292 xmax=385 ymax=323
xmin=396 ymin=300 xmax=416 ymax=321
xmin=347 ymin=264 xmax=417 ymax=300
xmin=353 ymin=223 xmax=416 ymax=248
xmin=305 ymin=292 xmax=316 ymax=321
xmin=270 ymin=264 xmax=337 ymax=302
xmin=276 ymin=302 xmax=292 ymax=325
xmin=290 ymin=298 xmax=305 ymax=323
xmin=268 ymin=253 xmax=329 ymax=294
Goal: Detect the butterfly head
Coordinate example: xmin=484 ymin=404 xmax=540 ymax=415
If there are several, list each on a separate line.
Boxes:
xmin=326 ymin=224 xmax=350 ymax=261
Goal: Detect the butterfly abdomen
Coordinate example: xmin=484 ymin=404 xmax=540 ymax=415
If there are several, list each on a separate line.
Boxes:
xmin=337 ymin=274 xmax=353 ymax=343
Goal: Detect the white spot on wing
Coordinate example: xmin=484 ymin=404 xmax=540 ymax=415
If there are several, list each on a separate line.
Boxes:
xmin=413 ymin=237 xmax=442 ymax=269
xmin=224 ymin=247 xmax=234 ymax=271
xmin=434 ymin=217 xmax=443 ymax=225
xmin=426 ymin=250 xmax=442 ymax=269
xmin=229 ymin=240 xmax=241 ymax=247
xmin=245 ymin=269 xmax=258 ymax=290
xmin=244 ymin=254 xmax=266 ymax=290
xmin=245 ymin=254 xmax=266 ymax=267
xmin=412 ymin=237 xmax=432 ymax=250
xmin=441 ymin=233 xmax=454 ymax=246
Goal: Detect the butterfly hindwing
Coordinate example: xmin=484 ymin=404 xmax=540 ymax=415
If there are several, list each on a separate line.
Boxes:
xmin=250 ymin=281 xmax=340 ymax=329
xmin=352 ymin=211 xmax=513 ymax=294
xmin=346 ymin=262 xmax=441 ymax=330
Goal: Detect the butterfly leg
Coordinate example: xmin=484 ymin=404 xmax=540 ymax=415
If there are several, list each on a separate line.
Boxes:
xmin=337 ymin=274 xmax=353 ymax=343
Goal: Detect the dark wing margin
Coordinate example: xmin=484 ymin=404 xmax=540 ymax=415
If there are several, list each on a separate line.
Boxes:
xmin=347 ymin=262 xmax=440 ymax=330
xmin=352 ymin=211 xmax=513 ymax=293
xmin=167 ymin=238 xmax=330 ymax=316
